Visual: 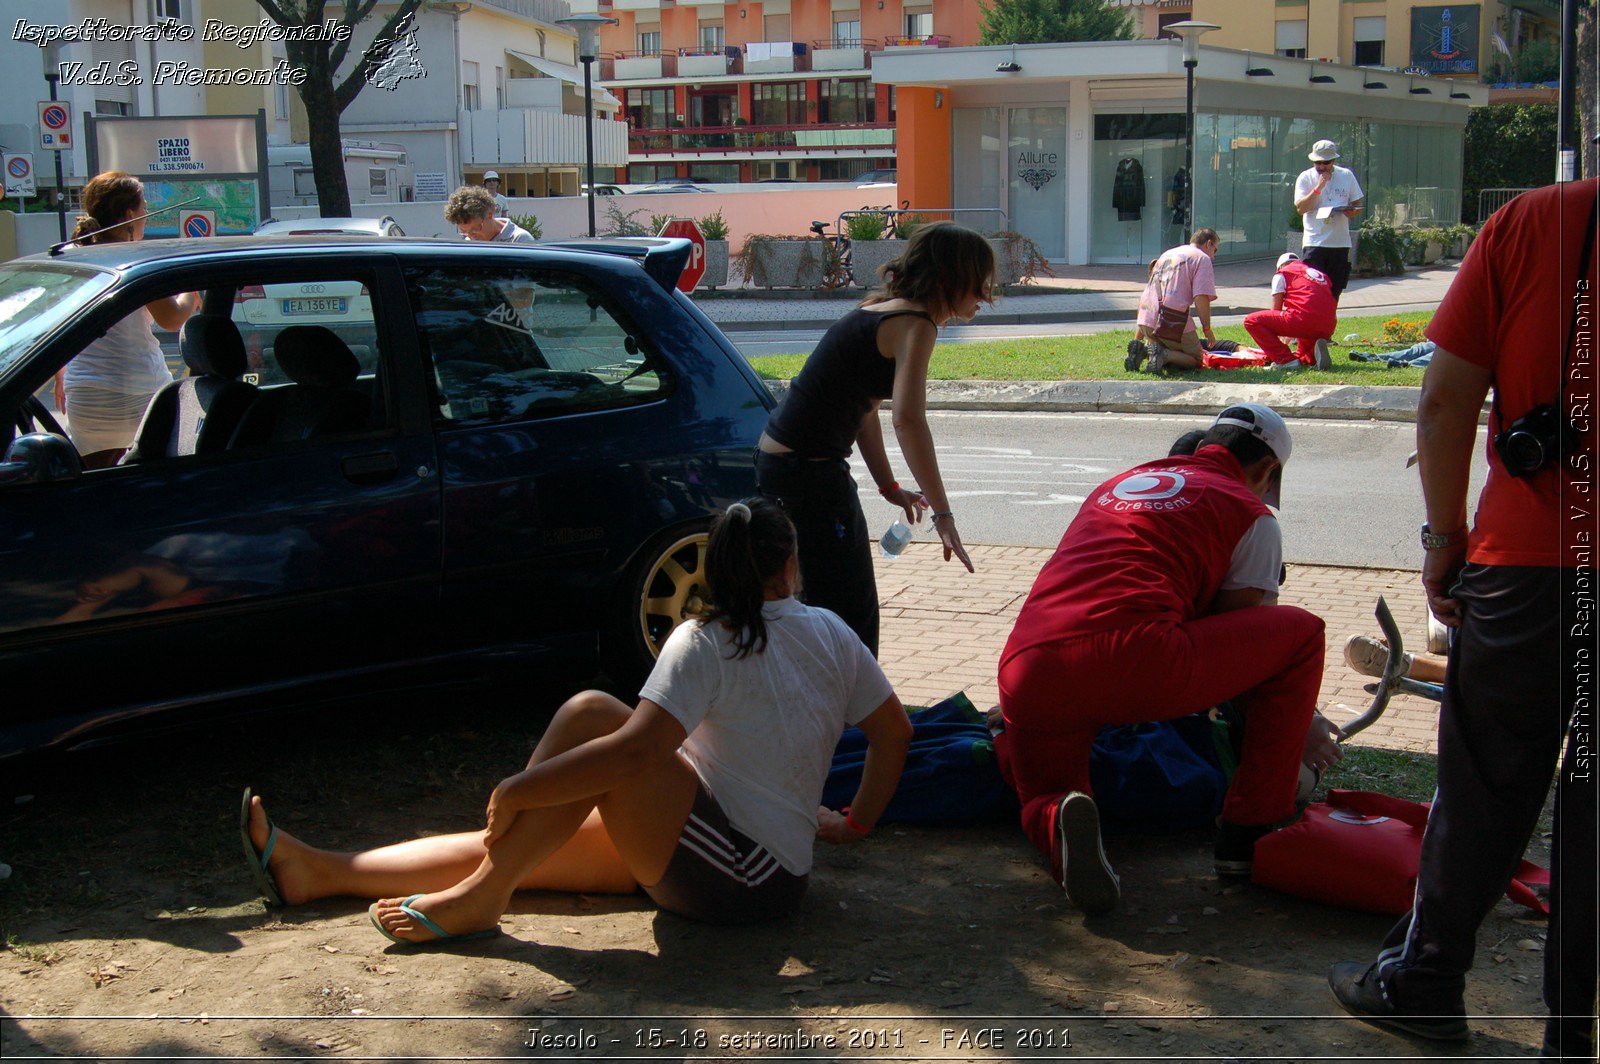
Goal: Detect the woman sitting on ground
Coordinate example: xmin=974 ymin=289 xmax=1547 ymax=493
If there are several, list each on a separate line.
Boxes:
xmin=241 ymin=498 xmax=913 ymax=942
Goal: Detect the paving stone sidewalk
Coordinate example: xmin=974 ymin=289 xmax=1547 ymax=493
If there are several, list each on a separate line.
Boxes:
xmin=875 ymin=543 xmax=1439 ymax=756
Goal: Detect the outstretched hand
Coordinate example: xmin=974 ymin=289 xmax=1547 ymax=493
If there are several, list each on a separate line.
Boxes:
xmin=816 ymin=806 xmax=865 ymax=845
xmin=934 ymin=516 xmax=975 ymax=572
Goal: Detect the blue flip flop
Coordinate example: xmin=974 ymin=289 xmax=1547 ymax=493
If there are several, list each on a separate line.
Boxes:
xmin=368 ymin=894 xmax=501 ymax=947
xmin=239 ymin=787 xmax=284 ymax=907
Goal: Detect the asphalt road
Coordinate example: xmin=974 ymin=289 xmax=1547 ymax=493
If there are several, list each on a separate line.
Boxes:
xmin=850 ymin=410 xmax=1488 ymax=569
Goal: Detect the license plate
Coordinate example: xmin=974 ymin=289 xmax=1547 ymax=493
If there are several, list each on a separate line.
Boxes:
xmin=281 ymin=297 xmax=347 ymax=315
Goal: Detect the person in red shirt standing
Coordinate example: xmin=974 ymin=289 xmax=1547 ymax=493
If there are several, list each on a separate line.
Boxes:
xmin=1328 ymin=178 xmax=1598 ymax=1058
xmin=995 ymin=404 xmax=1324 ymax=914
xmin=1243 ymin=252 xmax=1337 ymax=370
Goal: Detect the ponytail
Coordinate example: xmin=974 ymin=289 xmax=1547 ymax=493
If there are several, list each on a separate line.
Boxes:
xmin=73 ymin=171 xmax=144 ymax=245
xmin=704 ymin=497 xmax=796 ymax=659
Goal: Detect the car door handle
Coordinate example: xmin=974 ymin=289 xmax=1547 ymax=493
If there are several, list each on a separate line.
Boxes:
xmin=341 ymin=451 xmax=399 ymax=483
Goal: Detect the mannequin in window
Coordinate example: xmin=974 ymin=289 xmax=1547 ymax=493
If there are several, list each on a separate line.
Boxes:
xmin=1113 ymin=157 xmax=1144 ymax=221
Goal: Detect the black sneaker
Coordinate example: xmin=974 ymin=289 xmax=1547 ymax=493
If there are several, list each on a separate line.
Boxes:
xmin=1213 ymin=820 xmax=1276 ymax=878
xmin=1328 ymin=961 xmax=1470 ymax=1042
xmin=1124 ymin=339 xmax=1147 ymax=372
xmin=1314 ymin=338 xmax=1334 ymax=370
xmin=1146 ymin=342 xmax=1168 ymax=374
xmin=1056 ymin=792 xmax=1119 ymax=914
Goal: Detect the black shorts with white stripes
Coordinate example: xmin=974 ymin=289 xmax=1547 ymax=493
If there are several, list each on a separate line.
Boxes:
xmin=642 ymin=779 xmax=809 ymax=925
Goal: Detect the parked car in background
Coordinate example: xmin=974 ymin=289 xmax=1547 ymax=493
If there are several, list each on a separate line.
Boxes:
xmin=0 ymin=235 xmax=772 ymax=763
xmin=582 ymin=184 xmax=626 ymax=197
xmin=253 ymin=217 xmax=406 ymax=238
xmin=855 ymin=169 xmax=898 ymax=188
xmin=636 ymin=184 xmax=714 ymax=194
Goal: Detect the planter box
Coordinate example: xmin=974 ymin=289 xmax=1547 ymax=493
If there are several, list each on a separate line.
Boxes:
xmin=990 ymin=237 xmax=1027 ymax=286
xmin=746 ymin=239 xmax=833 ymax=289
xmin=695 ymin=240 xmax=729 ymax=290
xmin=848 ymin=239 xmax=902 ymax=288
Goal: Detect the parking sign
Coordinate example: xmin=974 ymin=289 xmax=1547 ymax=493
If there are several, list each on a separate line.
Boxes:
xmin=38 ymin=102 xmax=71 ymax=151
xmin=179 ymin=209 xmax=216 ymax=239
xmin=3 ymin=154 xmax=36 ymax=197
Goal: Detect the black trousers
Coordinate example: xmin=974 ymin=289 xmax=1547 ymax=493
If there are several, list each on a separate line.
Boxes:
xmin=754 ymin=450 xmax=878 ymax=656
xmin=1376 ymin=565 xmax=1596 ymax=1051
xmin=1302 ymin=245 xmax=1352 ymax=302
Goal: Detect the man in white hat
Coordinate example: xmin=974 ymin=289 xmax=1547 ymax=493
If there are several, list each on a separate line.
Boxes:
xmin=1243 ymin=251 xmax=1337 ymax=370
xmin=996 ymin=403 xmax=1324 ymax=914
xmin=481 ymin=171 xmax=510 ymax=218
xmin=1294 ymin=139 xmax=1363 ymax=303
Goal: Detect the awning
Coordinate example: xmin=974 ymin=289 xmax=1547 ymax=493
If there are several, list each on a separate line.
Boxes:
xmin=507 ymin=50 xmax=621 ymax=109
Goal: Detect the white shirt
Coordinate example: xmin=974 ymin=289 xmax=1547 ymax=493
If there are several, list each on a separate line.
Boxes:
xmin=62 ymin=307 xmax=173 ymax=396
xmin=492 ymin=218 xmax=535 ymax=244
xmin=640 ymin=597 xmax=893 ymax=874
xmin=491 ymin=192 xmax=510 ymax=218
xmin=1295 ymin=165 xmax=1364 ymax=249
xmin=1219 ymin=513 xmax=1284 ymax=604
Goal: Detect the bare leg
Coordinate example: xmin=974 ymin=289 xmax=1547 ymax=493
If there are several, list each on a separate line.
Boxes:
xmin=370 ymin=690 xmax=698 ymax=942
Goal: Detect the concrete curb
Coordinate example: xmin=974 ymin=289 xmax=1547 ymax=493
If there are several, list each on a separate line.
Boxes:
xmin=715 ymin=305 xmax=1254 ymax=332
xmin=763 ymin=378 xmax=1428 ymax=422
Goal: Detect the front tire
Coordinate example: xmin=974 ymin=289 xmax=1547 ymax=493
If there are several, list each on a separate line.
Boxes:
xmin=602 ymin=525 xmax=711 ymax=696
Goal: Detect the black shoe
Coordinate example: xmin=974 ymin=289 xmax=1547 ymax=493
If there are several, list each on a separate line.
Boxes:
xmin=1542 ymin=1015 xmax=1597 ymax=1059
xmin=1213 ymin=820 xmax=1277 ymax=878
xmin=1057 ymin=792 xmax=1119 ymax=914
xmin=1328 ymin=961 xmax=1470 ymax=1043
xmin=1314 ymin=338 xmax=1334 ymax=370
xmin=1124 ymin=339 xmax=1147 ymax=372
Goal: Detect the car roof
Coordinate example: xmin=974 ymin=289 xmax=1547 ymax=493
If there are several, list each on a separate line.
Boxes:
xmin=26 ymin=236 xmax=696 ymax=293
xmin=253 ymin=217 xmax=396 ymax=236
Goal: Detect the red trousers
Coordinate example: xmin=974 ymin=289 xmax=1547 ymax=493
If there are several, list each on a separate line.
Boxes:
xmin=996 ymin=606 xmax=1324 ymax=874
xmin=1243 ymin=309 xmax=1335 ymax=364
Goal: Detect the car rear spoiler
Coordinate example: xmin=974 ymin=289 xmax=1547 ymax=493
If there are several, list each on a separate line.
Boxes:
xmin=540 ymin=237 xmax=691 ymax=294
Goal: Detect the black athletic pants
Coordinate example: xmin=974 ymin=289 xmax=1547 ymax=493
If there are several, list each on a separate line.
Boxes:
xmin=1376 ymin=565 xmax=1596 ymax=1054
xmin=754 ymin=449 xmax=878 ymax=656
xmin=1302 ymin=245 xmax=1352 ymax=302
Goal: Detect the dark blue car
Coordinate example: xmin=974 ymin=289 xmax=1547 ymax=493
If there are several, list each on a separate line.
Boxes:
xmin=0 ymin=236 xmax=773 ymax=761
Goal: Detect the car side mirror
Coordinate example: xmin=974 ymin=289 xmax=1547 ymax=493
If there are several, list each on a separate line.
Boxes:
xmin=0 ymin=433 xmax=84 ymax=485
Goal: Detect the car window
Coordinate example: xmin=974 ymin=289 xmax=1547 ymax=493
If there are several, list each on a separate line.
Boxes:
xmin=405 ymin=265 xmax=668 ymax=425
xmin=231 ymin=275 xmax=383 ymax=387
xmin=0 ymin=263 xmax=116 ymax=380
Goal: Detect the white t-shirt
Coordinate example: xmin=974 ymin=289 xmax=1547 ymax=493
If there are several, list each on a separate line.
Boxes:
xmin=1219 ymin=513 xmax=1284 ymax=604
xmin=1295 ymin=165 xmax=1364 ymax=248
xmin=491 ymin=192 xmax=510 ymax=218
xmin=640 ymin=597 xmax=894 ymax=875
xmin=63 ymin=307 xmax=173 ymax=396
xmin=492 ymin=219 xmax=535 ymax=244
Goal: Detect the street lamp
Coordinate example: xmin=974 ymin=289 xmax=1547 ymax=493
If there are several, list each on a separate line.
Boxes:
xmin=557 ymin=13 xmax=618 ymax=237
xmin=1164 ymin=20 xmax=1218 ymax=243
xmin=41 ymin=42 xmax=66 ymax=242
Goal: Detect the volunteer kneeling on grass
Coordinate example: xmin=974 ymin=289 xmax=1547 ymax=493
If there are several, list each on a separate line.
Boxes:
xmin=995 ymin=404 xmax=1324 ymax=914
xmin=240 ymin=498 xmax=912 ymax=943
xmin=1243 ymin=252 xmax=1337 ymax=371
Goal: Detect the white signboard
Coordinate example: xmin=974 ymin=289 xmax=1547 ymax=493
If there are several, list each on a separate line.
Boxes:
xmin=38 ymin=101 xmax=72 ymax=151
xmin=414 ymin=172 xmax=448 ymax=201
xmin=3 ymin=154 xmax=37 ymax=197
xmin=95 ymin=116 xmax=258 ymax=175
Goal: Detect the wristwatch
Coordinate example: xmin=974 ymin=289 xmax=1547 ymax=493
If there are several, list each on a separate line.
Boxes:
xmin=1419 ymin=523 xmax=1465 ymax=550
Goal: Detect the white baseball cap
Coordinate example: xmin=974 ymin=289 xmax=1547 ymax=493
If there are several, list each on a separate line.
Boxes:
xmin=1276 ymin=251 xmax=1300 ymax=270
xmin=1212 ymin=403 xmax=1292 ymax=508
xmin=482 ymin=170 xmax=501 ymax=181
xmin=1308 ymin=139 xmax=1340 ymax=161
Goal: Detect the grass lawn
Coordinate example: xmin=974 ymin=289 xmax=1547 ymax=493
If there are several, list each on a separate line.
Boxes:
xmin=746 ymin=311 xmax=1432 ymax=386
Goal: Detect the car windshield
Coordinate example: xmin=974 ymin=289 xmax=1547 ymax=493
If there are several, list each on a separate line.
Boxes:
xmin=0 ymin=262 xmax=116 ymax=379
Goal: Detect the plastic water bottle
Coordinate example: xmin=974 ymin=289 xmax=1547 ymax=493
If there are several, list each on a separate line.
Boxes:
xmin=879 ymin=519 xmax=912 ymax=559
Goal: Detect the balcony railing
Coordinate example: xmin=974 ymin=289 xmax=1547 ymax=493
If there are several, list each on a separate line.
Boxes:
xmin=627 ymin=122 xmax=894 ymax=154
xmin=883 ymin=34 xmax=951 ymax=48
xmin=812 ymin=37 xmax=882 ymax=51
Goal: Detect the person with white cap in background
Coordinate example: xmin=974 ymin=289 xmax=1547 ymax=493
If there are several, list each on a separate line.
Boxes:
xmin=1294 ymin=139 xmax=1364 ymax=303
xmin=481 ymin=171 xmax=510 ymax=218
xmin=1243 ymin=251 xmax=1337 ymax=370
xmin=994 ymin=403 xmax=1324 ymax=914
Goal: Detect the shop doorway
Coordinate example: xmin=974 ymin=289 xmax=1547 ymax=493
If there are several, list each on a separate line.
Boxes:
xmin=1090 ymin=113 xmax=1188 ymax=265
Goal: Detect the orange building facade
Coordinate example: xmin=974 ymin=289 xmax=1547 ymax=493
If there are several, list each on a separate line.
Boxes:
xmin=563 ymin=0 xmax=985 ymax=184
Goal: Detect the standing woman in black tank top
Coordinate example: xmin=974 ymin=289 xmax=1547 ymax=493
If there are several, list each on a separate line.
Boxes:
xmin=756 ymin=223 xmax=996 ymax=655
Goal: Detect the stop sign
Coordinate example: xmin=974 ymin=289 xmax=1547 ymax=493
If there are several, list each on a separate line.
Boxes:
xmin=658 ymin=218 xmax=706 ymax=292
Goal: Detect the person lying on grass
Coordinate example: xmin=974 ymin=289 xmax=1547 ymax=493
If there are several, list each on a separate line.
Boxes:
xmin=241 ymin=497 xmax=913 ymax=943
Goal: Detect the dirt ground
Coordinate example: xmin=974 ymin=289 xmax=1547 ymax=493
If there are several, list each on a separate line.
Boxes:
xmin=0 ymin=683 xmax=1556 ymax=1062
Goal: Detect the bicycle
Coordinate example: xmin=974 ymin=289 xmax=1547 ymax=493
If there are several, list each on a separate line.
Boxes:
xmin=809 ymin=203 xmax=909 ymax=290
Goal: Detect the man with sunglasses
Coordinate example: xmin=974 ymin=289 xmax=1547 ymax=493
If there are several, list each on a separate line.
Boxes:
xmin=1293 ymin=140 xmax=1363 ymax=303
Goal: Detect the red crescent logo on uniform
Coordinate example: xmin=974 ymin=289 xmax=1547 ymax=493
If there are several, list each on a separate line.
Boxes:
xmin=1112 ymin=471 xmax=1187 ymax=502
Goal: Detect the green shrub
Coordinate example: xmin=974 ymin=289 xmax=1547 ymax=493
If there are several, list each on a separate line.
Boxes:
xmin=649 ymin=212 xmax=673 ymax=235
xmin=508 ymin=212 xmax=542 ymax=240
xmin=844 ymin=212 xmax=889 ymax=241
xmin=698 ymin=208 xmax=729 ymax=240
xmin=894 ymin=213 xmax=930 ymax=241
xmin=600 ymin=203 xmax=650 ymax=237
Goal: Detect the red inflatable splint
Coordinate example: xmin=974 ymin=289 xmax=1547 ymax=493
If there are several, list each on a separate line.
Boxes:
xmin=1199 ymin=346 xmax=1299 ymax=371
xmin=1252 ymin=789 xmax=1550 ymax=916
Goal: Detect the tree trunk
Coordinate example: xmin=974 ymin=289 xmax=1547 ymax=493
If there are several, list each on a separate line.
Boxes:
xmin=1581 ymin=4 xmax=1597 ymax=180
xmin=291 ymin=42 xmax=352 ymax=218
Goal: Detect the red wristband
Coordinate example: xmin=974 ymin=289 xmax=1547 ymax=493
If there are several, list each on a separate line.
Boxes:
xmin=845 ymin=809 xmax=871 ymax=835
xmin=877 ymin=481 xmax=899 ymax=499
